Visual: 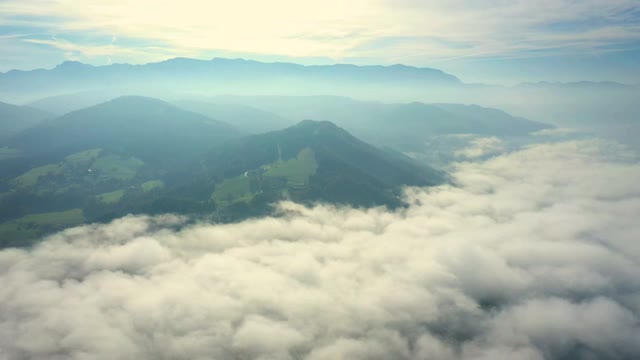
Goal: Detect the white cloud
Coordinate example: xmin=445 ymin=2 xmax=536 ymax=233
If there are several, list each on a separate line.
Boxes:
xmin=0 ymin=139 xmax=639 ymax=359
xmin=532 ymin=127 xmax=583 ymax=137
xmin=454 ymin=136 xmax=505 ymax=159
xmin=0 ymin=0 xmax=638 ymax=66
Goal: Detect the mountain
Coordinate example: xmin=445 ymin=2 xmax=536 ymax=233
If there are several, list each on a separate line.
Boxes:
xmin=0 ymin=118 xmax=444 ymax=246
xmin=0 ymin=58 xmax=462 ymax=101
xmin=201 ymin=120 xmax=445 ymax=209
xmin=515 ymin=81 xmax=637 ymax=90
xmin=25 ymin=93 xmax=551 ymax=150
xmin=206 ymin=95 xmax=552 ymax=149
xmin=2 ymin=58 xmax=637 ymax=136
xmin=174 ymin=100 xmax=293 ymax=134
xmin=28 ymin=90 xmax=123 ymax=116
xmin=0 ymin=101 xmax=52 ymax=140
xmin=362 ymin=102 xmax=551 ymax=154
xmin=7 ymin=96 xmax=239 ymax=164
xmin=398 ymin=103 xmax=552 ymax=136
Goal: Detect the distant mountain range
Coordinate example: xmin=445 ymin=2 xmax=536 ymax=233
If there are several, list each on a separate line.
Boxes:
xmin=3 ymin=58 xmax=637 ymax=100
xmin=515 ymin=81 xmax=637 ymax=89
xmin=8 ymin=96 xmax=238 ymax=163
xmin=173 ymin=100 xmax=291 ymax=134
xmin=19 ymin=92 xmax=552 ymax=149
xmin=2 ymin=57 xmax=636 ymax=129
xmin=4 ymin=58 xmax=637 ymax=91
xmin=195 ymin=95 xmax=552 ymax=149
xmin=0 ymin=58 xmax=462 ymax=101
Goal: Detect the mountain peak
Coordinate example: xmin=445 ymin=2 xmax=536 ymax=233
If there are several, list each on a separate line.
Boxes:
xmin=289 ymin=119 xmax=349 ymax=137
xmin=295 ymin=119 xmax=340 ymax=128
xmin=69 ymin=96 xmax=177 ymax=116
xmin=55 ymin=60 xmax=90 ymax=69
xmin=106 ymin=95 xmax=170 ymax=107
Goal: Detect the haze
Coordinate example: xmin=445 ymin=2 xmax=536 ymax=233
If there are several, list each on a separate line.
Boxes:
xmin=0 ymin=1 xmax=639 ymax=359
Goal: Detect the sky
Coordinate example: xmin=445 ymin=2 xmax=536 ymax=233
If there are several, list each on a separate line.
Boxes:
xmin=2 ymin=137 xmax=640 ymax=359
xmin=0 ymin=0 xmax=639 ymax=84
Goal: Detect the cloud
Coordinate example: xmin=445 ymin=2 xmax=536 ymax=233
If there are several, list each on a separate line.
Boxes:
xmin=454 ymin=136 xmax=505 ymax=159
xmin=0 ymin=0 xmax=638 ymax=69
xmin=1 ymin=139 xmax=640 ymax=359
xmin=23 ymin=37 xmax=184 ymax=63
xmin=532 ymin=127 xmax=583 ymax=137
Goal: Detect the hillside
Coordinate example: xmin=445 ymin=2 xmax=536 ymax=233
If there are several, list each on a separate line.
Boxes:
xmin=207 ymin=95 xmax=552 ymax=148
xmin=24 ymin=93 xmax=551 ymax=151
xmin=8 ymin=96 xmax=239 ymax=163
xmin=202 ymin=120 xmax=445 ymax=208
xmin=0 ymin=119 xmax=444 ymax=245
xmin=174 ymin=100 xmax=293 ymax=134
xmin=0 ymin=101 xmax=51 ymax=140
xmin=383 ymin=102 xmax=549 ymax=136
xmin=28 ymin=90 xmax=122 ymax=115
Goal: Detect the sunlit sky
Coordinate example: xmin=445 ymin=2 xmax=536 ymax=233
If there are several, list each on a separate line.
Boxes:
xmin=1 ymin=0 xmax=639 ymax=84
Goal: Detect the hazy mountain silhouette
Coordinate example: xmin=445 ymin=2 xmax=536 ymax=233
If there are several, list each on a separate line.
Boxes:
xmin=5 ymin=58 xmax=636 ymax=137
xmin=0 ymin=58 xmax=461 ymax=100
xmin=0 ymin=101 xmax=52 ymax=140
xmin=8 ymin=96 xmax=239 ymax=162
xmin=27 ymin=90 xmax=124 ymax=116
xmin=205 ymin=95 xmax=552 ymax=148
xmin=174 ymin=100 xmax=293 ymax=134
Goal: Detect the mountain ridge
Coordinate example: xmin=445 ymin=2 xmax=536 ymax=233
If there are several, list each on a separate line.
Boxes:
xmin=0 ymin=57 xmax=465 ymax=100
xmin=3 ymin=57 xmax=636 ymax=87
xmin=0 ymin=57 xmax=462 ymax=83
xmin=0 ymin=101 xmax=52 ymax=140
xmin=7 ymin=95 xmax=239 ymax=163
xmin=0 ymin=113 xmax=444 ymax=245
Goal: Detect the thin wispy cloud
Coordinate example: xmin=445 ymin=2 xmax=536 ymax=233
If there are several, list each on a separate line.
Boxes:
xmin=0 ymin=0 xmax=638 ymax=75
xmin=22 ymin=37 xmax=186 ymax=63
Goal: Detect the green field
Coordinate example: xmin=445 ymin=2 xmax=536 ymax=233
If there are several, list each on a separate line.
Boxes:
xmin=92 ymin=155 xmax=144 ymax=181
xmin=212 ymin=176 xmax=254 ymax=205
xmin=96 ymin=189 xmax=125 ymax=204
xmin=0 ymin=147 xmax=21 ymax=160
xmin=65 ymin=148 xmax=102 ymax=164
xmin=211 ymin=148 xmax=317 ymax=206
xmin=9 ymin=152 xmax=144 ymax=192
xmin=12 ymin=164 xmax=62 ymax=187
xmin=141 ymin=180 xmax=164 ymax=192
xmin=0 ymin=208 xmax=85 ymax=246
xmin=263 ymin=147 xmax=317 ymax=185
xmin=20 ymin=209 xmax=84 ymax=226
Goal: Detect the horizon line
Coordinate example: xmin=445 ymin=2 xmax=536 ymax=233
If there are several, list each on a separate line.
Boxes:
xmin=1 ymin=56 xmax=638 ymax=87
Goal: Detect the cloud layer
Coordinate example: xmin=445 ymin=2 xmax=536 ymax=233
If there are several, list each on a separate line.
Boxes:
xmin=1 ymin=139 xmax=639 ymax=359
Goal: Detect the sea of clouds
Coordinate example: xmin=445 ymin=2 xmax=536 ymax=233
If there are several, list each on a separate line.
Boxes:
xmin=1 ymin=139 xmax=639 ymax=360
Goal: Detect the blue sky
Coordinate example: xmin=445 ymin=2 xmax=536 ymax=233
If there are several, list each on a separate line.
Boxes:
xmin=0 ymin=0 xmax=638 ymax=84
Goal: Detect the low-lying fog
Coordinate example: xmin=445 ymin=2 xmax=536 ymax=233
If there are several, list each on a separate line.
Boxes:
xmin=2 ymin=136 xmax=638 ymax=360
